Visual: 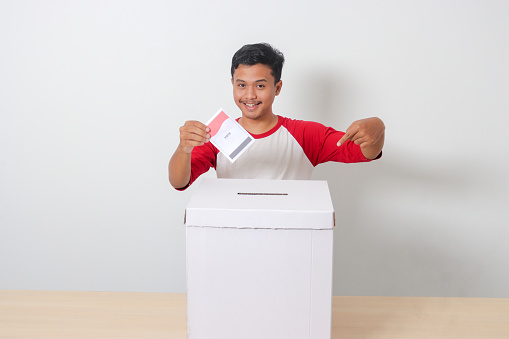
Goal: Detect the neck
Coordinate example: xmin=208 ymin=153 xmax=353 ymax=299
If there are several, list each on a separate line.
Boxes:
xmin=239 ymin=113 xmax=278 ymax=135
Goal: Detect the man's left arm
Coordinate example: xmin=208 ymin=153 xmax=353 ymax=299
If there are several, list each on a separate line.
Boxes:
xmin=338 ymin=117 xmax=385 ymax=160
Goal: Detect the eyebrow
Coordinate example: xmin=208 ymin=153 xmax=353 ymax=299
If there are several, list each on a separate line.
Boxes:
xmin=235 ymin=79 xmax=268 ymax=83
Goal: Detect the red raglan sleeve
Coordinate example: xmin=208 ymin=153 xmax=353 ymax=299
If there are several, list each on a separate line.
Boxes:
xmin=283 ymin=118 xmax=380 ymax=166
xmin=175 ymin=142 xmax=218 ymax=191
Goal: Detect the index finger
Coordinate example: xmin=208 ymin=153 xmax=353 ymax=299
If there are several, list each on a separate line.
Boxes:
xmin=337 ymin=132 xmax=350 ymax=146
xmin=338 ymin=128 xmax=359 ymax=146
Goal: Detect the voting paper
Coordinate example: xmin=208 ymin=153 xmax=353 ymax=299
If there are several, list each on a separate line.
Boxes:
xmin=206 ymin=108 xmax=255 ymax=163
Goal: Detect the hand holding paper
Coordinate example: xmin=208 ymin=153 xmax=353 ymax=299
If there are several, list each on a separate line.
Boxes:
xmin=169 ymin=108 xmax=255 ymax=189
xmin=179 ymin=121 xmax=211 ymax=154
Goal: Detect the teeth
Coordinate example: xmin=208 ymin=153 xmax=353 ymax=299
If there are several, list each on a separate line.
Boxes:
xmin=245 ymin=103 xmax=258 ymax=107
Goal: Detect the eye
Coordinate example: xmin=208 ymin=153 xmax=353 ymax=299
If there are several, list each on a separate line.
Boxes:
xmin=238 ymin=83 xmax=245 ymax=88
xmin=256 ymin=84 xmax=265 ymax=88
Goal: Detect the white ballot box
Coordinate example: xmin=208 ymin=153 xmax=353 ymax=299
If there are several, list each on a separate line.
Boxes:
xmin=185 ymin=178 xmax=335 ymax=339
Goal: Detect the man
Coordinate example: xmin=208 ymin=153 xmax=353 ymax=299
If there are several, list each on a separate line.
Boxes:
xmin=169 ymin=43 xmax=385 ymax=190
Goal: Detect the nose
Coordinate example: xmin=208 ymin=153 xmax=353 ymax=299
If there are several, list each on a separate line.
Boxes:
xmin=244 ymin=85 xmax=256 ymax=100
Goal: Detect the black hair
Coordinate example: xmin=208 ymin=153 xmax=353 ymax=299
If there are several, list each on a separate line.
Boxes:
xmin=231 ymin=43 xmax=285 ymax=84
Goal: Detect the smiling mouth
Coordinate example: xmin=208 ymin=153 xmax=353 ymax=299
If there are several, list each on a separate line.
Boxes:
xmin=243 ymin=102 xmax=261 ymax=108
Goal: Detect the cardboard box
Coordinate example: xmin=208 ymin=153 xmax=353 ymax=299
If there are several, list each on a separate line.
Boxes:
xmin=185 ymin=178 xmax=334 ymax=339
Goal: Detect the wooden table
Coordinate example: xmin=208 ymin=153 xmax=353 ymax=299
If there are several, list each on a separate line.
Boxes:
xmin=1 ymin=290 xmax=508 ymax=338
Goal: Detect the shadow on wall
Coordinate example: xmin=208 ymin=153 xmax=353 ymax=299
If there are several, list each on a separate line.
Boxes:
xmin=314 ymin=141 xmax=509 ymax=297
xmin=303 ymin=67 xmax=509 ymax=297
xmin=314 ymin=159 xmax=479 ymax=297
xmin=290 ymin=66 xmax=354 ymax=124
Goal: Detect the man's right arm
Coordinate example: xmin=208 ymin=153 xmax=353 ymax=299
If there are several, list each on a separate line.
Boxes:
xmin=168 ymin=121 xmax=210 ymax=189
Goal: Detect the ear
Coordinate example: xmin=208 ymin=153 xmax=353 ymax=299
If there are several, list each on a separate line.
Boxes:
xmin=275 ymin=80 xmax=283 ymax=96
xmin=231 ymin=78 xmax=234 ymax=85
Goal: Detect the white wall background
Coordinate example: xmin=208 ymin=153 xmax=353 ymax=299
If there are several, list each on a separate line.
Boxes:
xmin=1 ymin=0 xmax=508 ymax=297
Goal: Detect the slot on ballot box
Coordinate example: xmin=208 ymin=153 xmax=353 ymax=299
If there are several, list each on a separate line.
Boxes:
xmin=185 ymin=178 xmax=335 ymax=339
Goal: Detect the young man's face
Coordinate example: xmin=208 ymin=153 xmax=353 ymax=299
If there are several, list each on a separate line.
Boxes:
xmin=231 ymin=63 xmax=282 ymax=121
